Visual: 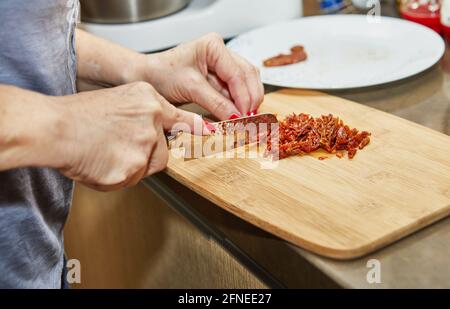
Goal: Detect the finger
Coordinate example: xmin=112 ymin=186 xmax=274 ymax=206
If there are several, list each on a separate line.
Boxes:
xmin=122 ymin=164 xmax=147 ymax=188
xmin=231 ymin=52 xmax=264 ymax=114
xmin=155 ymin=91 xmax=206 ymax=136
xmin=146 ymin=130 xmax=169 ymax=177
xmin=207 ymin=72 xmax=231 ymax=100
xmin=190 ymin=79 xmax=241 ymax=121
xmin=60 ymin=167 xmax=129 ymax=192
xmin=204 ymin=34 xmax=251 ymax=115
xmin=80 ymin=159 xmax=147 ymax=191
xmin=84 ymin=180 xmax=128 ymax=192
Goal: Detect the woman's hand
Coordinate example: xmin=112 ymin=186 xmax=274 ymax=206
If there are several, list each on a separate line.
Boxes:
xmin=55 ymin=82 xmax=202 ymax=191
xmin=1 ymin=82 xmax=204 ymax=192
xmin=142 ymin=33 xmax=265 ymax=120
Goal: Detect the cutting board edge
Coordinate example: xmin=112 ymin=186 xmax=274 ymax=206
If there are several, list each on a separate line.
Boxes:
xmin=164 ymin=168 xmax=450 ymax=260
xmin=267 ymin=89 xmax=450 ymax=141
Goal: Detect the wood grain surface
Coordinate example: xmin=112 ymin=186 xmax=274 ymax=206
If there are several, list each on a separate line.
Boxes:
xmin=166 ymin=89 xmax=450 ymax=259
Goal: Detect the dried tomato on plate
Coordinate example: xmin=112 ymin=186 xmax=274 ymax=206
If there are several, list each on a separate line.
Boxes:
xmin=263 ymin=45 xmax=307 ymax=67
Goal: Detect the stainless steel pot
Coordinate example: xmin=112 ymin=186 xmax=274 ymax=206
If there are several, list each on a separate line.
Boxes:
xmin=80 ymin=0 xmax=191 ymax=24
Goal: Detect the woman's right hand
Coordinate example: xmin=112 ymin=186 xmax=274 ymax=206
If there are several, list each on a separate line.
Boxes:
xmin=53 ymin=82 xmax=202 ymax=191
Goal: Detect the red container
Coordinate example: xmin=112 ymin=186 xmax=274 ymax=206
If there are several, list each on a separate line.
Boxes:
xmin=400 ymin=1 xmax=442 ymax=34
xmin=442 ymin=0 xmax=450 ymax=40
xmin=443 ymin=24 xmax=450 ymax=40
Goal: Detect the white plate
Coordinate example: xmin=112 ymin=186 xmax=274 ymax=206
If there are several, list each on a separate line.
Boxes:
xmin=227 ymin=15 xmax=445 ymax=89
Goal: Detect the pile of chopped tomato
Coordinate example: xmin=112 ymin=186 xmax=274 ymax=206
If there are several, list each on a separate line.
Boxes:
xmin=266 ymin=113 xmax=371 ymax=160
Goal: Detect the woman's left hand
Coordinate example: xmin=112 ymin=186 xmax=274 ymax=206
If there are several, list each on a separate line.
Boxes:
xmin=141 ymin=33 xmax=265 ymax=120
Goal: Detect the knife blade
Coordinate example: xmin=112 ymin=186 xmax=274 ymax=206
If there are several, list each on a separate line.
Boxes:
xmin=166 ymin=113 xmax=278 ymax=142
xmin=166 ymin=113 xmax=278 ymax=158
xmin=210 ymin=113 xmax=278 ymax=135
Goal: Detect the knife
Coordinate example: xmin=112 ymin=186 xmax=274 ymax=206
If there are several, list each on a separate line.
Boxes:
xmin=166 ymin=113 xmax=278 ymax=157
xmin=166 ymin=112 xmax=278 ymax=142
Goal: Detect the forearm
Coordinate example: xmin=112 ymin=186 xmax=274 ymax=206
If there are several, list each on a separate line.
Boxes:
xmin=0 ymin=85 xmax=65 ymax=171
xmin=75 ymin=29 xmax=149 ymax=89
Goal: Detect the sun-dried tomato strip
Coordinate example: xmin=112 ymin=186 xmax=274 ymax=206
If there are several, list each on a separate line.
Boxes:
xmin=263 ymin=45 xmax=307 ymax=67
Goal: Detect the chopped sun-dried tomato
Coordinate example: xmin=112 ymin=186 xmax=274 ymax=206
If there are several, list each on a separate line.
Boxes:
xmin=266 ymin=113 xmax=371 ymax=160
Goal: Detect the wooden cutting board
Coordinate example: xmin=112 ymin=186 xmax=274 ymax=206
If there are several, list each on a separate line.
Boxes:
xmin=165 ymin=89 xmax=450 ymax=259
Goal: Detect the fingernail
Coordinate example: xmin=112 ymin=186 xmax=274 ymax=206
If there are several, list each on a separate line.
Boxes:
xmin=229 ymin=113 xmax=241 ymax=120
xmin=203 ymin=120 xmax=215 ymax=135
xmin=252 ymin=109 xmax=258 ymax=115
